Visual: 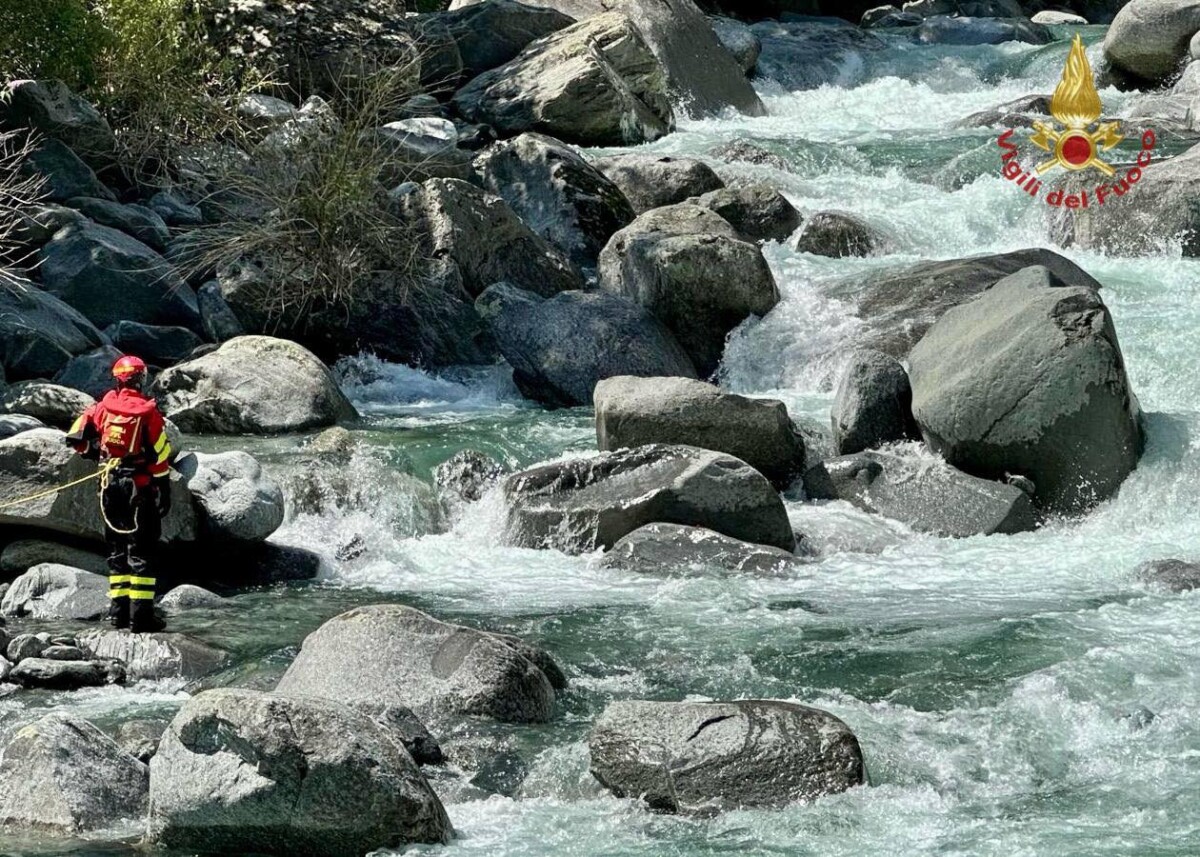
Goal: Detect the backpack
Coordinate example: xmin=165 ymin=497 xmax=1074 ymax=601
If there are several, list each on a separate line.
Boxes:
xmin=98 ymin=411 xmax=145 ymax=461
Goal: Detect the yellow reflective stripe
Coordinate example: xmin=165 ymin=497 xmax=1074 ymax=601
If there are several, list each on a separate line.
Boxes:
xmin=69 ymin=415 xmax=87 ymax=434
xmin=128 ymin=576 xmax=156 ymax=587
xmin=109 ymin=589 xmax=130 ymax=598
xmin=153 ymin=433 xmax=168 ymax=453
xmin=156 ymin=441 xmax=173 ymax=464
xmin=108 ymin=575 xmax=131 ymax=584
xmin=128 ymin=590 xmax=156 ymax=600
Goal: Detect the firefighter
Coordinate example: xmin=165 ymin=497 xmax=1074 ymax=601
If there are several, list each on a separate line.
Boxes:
xmin=65 ymin=355 xmax=173 ymax=633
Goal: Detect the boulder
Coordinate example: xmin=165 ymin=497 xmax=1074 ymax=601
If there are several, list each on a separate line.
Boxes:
xmin=399 ymin=178 xmax=584 ymax=298
xmin=709 ymin=138 xmax=792 ymax=172
xmin=502 ymin=444 xmax=796 ymax=553
xmin=589 ymin=700 xmax=864 ymax=813
xmin=173 ymin=451 xmax=285 ymax=542
xmin=40 ymin=222 xmax=201 ymax=330
xmin=149 ymin=689 xmax=451 ymax=855
xmin=831 ymin=349 xmax=921 ymax=454
xmin=7 ymin=634 xmax=48 ymax=663
xmin=476 ymin=284 xmax=697 ymax=407
xmin=360 ymin=704 xmax=445 ymax=767
xmin=0 ymin=80 xmax=116 ymax=163
xmin=438 ymin=0 xmax=576 ymax=78
xmin=0 ymin=714 xmax=147 ymax=833
xmin=907 ymin=266 xmax=1142 ymax=513
xmin=8 ymin=658 xmax=125 ymax=690
xmin=22 ymin=138 xmax=114 ymax=202
xmin=863 ymin=6 xmax=922 ymax=27
xmin=0 ymin=381 xmax=94 ymax=430
xmin=599 ymin=204 xmax=781 ymax=377
xmin=0 ymin=655 xmax=9 ymax=682
xmin=0 ymin=415 xmax=44 ymax=440
xmin=0 ymin=270 xmax=109 ymax=383
xmin=154 ymin=336 xmax=358 ymax=434
xmin=453 ymin=14 xmax=674 ymax=146
xmin=1136 ymin=558 xmax=1200 ymax=592
xmin=53 ymin=345 xmax=125 ymax=399
xmin=751 ymin=19 xmax=884 ymax=91
xmin=804 ymin=448 xmax=1037 ymax=537
xmin=114 ymin=719 xmax=166 ymax=764
xmin=148 ymin=190 xmax=204 ymax=227
xmin=42 ymin=645 xmax=86 ymax=661
xmin=374 ymin=119 xmax=475 ymax=185
xmin=105 ymin=321 xmax=206 ymax=367
xmin=594 ymin=154 xmax=725 ymax=215
xmin=842 ymin=248 xmax=1102 ymax=357
xmin=793 ymin=211 xmax=885 ymax=258
xmin=711 ymin=16 xmax=762 ymax=75
xmin=276 ymin=604 xmax=562 ymax=724
xmin=0 ymin=564 xmax=109 ymax=621
xmin=0 ymin=540 xmax=106 ymax=576
xmin=916 ymin=16 xmax=1053 ymax=45
xmin=197 ymin=281 xmax=246 ymax=343
xmin=600 ymin=523 xmax=800 ymax=574
xmin=435 ymin=450 xmax=506 ymax=504
xmin=475 ymin=133 xmax=635 ymax=267
xmin=955 ymin=93 xmax=1051 ymax=129
xmin=691 ymin=185 xmax=801 ymax=243
xmin=65 ymin=197 xmax=171 ymax=252
xmin=594 ymin=375 xmax=805 ymax=488
xmin=159 ymin=584 xmax=228 ymax=613
xmin=76 ymin=631 xmax=228 ymax=681
xmin=1103 ymin=0 xmax=1200 ymax=86
xmin=1032 ymin=10 xmax=1088 ymax=24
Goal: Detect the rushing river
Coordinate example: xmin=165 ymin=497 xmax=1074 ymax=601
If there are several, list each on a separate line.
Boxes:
xmin=5 ymin=24 xmax=1200 ymax=857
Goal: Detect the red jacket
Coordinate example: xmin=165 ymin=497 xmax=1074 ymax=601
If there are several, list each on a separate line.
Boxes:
xmin=67 ymin=389 xmax=173 ymax=486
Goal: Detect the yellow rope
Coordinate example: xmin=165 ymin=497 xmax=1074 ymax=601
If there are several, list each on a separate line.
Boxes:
xmin=98 ymin=461 xmax=139 ymax=536
xmin=0 ymin=459 xmax=139 ymax=535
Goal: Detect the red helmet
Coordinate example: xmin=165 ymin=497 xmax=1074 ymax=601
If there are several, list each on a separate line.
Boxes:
xmin=112 ymin=355 xmax=147 ymax=381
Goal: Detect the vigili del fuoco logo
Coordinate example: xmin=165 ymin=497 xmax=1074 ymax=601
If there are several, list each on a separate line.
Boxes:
xmin=997 ymin=34 xmax=1156 ymax=208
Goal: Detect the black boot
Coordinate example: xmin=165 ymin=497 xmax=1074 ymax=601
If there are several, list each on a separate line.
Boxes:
xmin=108 ymin=596 xmax=130 ymax=630
xmin=130 ymin=600 xmax=166 ymax=634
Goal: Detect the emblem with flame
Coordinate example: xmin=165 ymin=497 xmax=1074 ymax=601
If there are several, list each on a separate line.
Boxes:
xmin=1030 ymin=34 xmax=1123 ymax=176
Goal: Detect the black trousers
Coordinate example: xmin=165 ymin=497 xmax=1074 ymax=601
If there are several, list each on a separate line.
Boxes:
xmin=101 ymin=474 xmax=162 ymax=629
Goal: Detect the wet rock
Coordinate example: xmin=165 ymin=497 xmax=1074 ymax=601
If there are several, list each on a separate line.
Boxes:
xmin=0 ymin=268 xmax=109 ymax=383
xmin=475 ymin=133 xmax=635 ymax=268
xmin=711 ymin=16 xmax=762 ymax=75
xmin=159 ymin=585 xmax=227 ymax=613
xmin=502 ymin=444 xmax=796 ymax=553
xmin=76 ymin=631 xmax=228 ymax=681
xmin=66 ymin=197 xmax=170 ymax=252
xmin=1136 ymin=558 xmax=1200 ymax=592
xmin=916 ymin=16 xmax=1052 ymax=46
xmin=359 ymin=703 xmax=445 ymax=766
xmin=7 ymin=634 xmax=48 ymax=663
xmin=150 ymin=689 xmax=451 ymax=855
xmin=174 ymin=451 xmax=285 ymax=542
xmin=908 ymin=266 xmax=1142 ymax=514
xmin=594 ymin=154 xmax=725 ymax=215
xmin=0 ymin=564 xmax=109 ymax=621
xmin=598 ymin=204 xmax=780 ymax=377
xmin=114 ymin=719 xmax=167 ymax=764
xmin=709 ymin=139 xmax=792 ymax=172
xmin=40 ymin=221 xmax=200 ymax=330
xmin=476 ymin=284 xmax=697 ymax=407
xmin=0 ymin=714 xmax=147 ymax=833
xmin=691 ymin=185 xmax=801 ymax=243
xmin=154 ymin=336 xmax=358 ymax=434
xmin=53 ymin=345 xmax=125 ymax=399
xmin=863 ymin=6 xmax=922 ymax=27
xmin=105 ymin=321 xmax=206 ymax=367
xmin=439 ymin=0 xmax=575 ymax=78
xmin=1103 ymin=0 xmax=1200 ymax=87
xmin=8 ymin=658 xmax=125 ymax=690
xmin=752 ymin=19 xmax=884 ymax=91
xmin=803 ymin=447 xmax=1037 ymax=537
xmin=453 ymin=14 xmax=673 ymax=146
xmin=589 ymin=699 xmax=865 ymax=813
xmin=831 ymin=349 xmax=921 ymax=454
xmin=1032 ymin=10 xmax=1088 ymax=24
xmin=793 ymin=210 xmax=886 ymax=258
xmin=0 ymin=80 xmax=116 ymax=164
xmin=41 ymin=645 xmax=86 ymax=661
xmin=600 ymin=523 xmax=801 ymax=574
xmin=22 ymin=138 xmax=114 ymax=202
xmin=435 ymin=450 xmax=506 ymax=504
xmin=0 ymin=381 xmax=94 ymax=430
xmin=0 ymin=415 xmax=44 ymax=440
xmin=594 ymin=375 xmax=805 ymax=488
xmin=277 ymin=604 xmax=563 ymax=724
xmin=955 ymin=93 xmax=1051 ymax=129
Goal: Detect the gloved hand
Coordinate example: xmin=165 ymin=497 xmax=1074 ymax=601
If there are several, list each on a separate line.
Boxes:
xmin=152 ymin=476 xmax=171 ymax=517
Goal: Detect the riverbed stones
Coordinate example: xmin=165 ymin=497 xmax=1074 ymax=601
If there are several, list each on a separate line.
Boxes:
xmin=76 ymin=631 xmax=228 ymax=681
xmin=0 ymin=269 xmax=108 ymax=383
xmin=594 ymin=154 xmax=724 ymax=215
xmin=0 ymin=564 xmax=109 ymax=621
xmin=588 ymin=700 xmax=865 ymax=813
xmin=691 ymin=185 xmax=801 ymax=243
xmin=594 ymin=376 xmax=805 ymax=488
xmin=154 ymin=336 xmax=358 ymax=434
xmin=1103 ymin=0 xmax=1200 ymax=86
xmin=907 ymin=266 xmax=1143 ymax=513
xmin=0 ymin=714 xmax=148 ymax=834
xmin=475 ymin=133 xmax=635 ymax=267
xmin=1136 ymin=558 xmax=1200 ymax=592
xmin=477 ymin=284 xmax=697 ymax=407
xmin=174 ymin=451 xmax=285 ymax=542
xmin=149 ymin=689 xmax=452 ymax=855
xmin=600 ymin=523 xmax=800 ymax=574
xmin=711 ymin=16 xmax=761 ymax=74
xmin=7 ymin=634 xmax=48 ymax=663
xmin=435 ymin=450 xmax=506 ymax=504
xmin=916 ymin=16 xmax=1052 ymax=46
xmin=752 ymin=19 xmax=884 ymax=91
xmin=8 ymin=658 xmax=124 ymax=690
xmin=794 ymin=211 xmax=885 ymax=258
xmin=831 ymin=350 xmax=920 ymax=454
xmin=0 ymin=381 xmax=94 ymax=430
xmin=804 ymin=448 xmax=1037 ymax=537
xmin=502 ymin=444 xmax=796 ymax=553
xmin=277 ymin=605 xmax=562 ymax=724
xmin=159 ymin=584 xmax=227 ymax=613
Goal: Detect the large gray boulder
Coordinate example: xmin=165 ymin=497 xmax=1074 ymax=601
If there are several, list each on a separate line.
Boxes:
xmin=22 ymin=139 xmax=114 ymax=202
xmin=76 ymin=631 xmax=228 ymax=681
xmin=594 ymin=154 xmax=724 ymax=215
xmin=589 ymin=700 xmax=864 ymax=813
xmin=1136 ymin=558 xmax=1200 ymax=592
xmin=831 ymin=349 xmax=920 ymax=454
xmin=1103 ymin=0 xmax=1200 ymax=86
xmin=66 ymin=197 xmax=170 ymax=252
xmin=751 ymin=19 xmax=884 ymax=91
xmin=691 ymin=185 xmax=801 ymax=244
xmin=794 ymin=210 xmax=886 ymax=258
xmin=599 ymin=204 xmax=780 ymax=376
xmin=276 ymin=604 xmax=562 ymax=724
xmin=0 ymin=714 xmax=147 ymax=834
xmin=438 ymin=0 xmax=575 ymax=78
xmin=0 ymin=381 xmax=94 ymax=430
xmin=475 ymin=133 xmax=635 ymax=267
xmin=174 ymin=451 xmax=285 ymax=542
xmin=149 ymin=689 xmax=451 ymax=856
xmin=158 ymin=584 xmax=228 ymax=613
xmin=0 ymin=80 xmax=116 ymax=164
xmin=0 ymin=271 xmax=109 ymax=383
xmin=711 ymin=16 xmax=761 ymax=75
xmin=476 ymin=284 xmax=697 ymax=407
xmin=154 ymin=336 xmax=358 ymax=434
xmin=502 ymin=444 xmax=796 ymax=553
xmin=594 ymin=375 xmax=805 ymax=488
xmin=0 ymin=564 xmax=109 ymax=621
xmin=8 ymin=657 xmax=125 ymax=690
xmin=804 ymin=448 xmax=1037 ymax=537
xmin=0 ymin=415 xmax=44 ymax=440
xmin=600 ymin=523 xmax=800 ymax=574
xmin=907 ymin=266 xmax=1143 ymax=513
xmin=399 ymin=178 xmax=584 ymax=297
xmin=40 ymin=222 xmax=200 ymax=331
xmin=453 ymin=14 xmax=674 ymax=146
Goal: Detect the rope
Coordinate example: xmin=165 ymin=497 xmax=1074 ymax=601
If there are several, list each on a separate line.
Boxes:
xmin=0 ymin=458 xmax=139 ymax=535
xmin=98 ymin=461 xmax=139 ymax=536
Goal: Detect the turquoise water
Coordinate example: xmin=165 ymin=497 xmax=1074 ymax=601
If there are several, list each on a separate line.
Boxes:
xmin=5 ymin=25 xmax=1200 ymax=857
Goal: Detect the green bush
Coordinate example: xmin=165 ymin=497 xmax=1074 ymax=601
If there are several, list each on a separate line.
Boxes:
xmin=0 ymin=0 xmax=109 ymax=90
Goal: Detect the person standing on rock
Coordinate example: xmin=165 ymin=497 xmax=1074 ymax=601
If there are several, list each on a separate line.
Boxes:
xmin=64 ymin=355 xmax=174 ymax=633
